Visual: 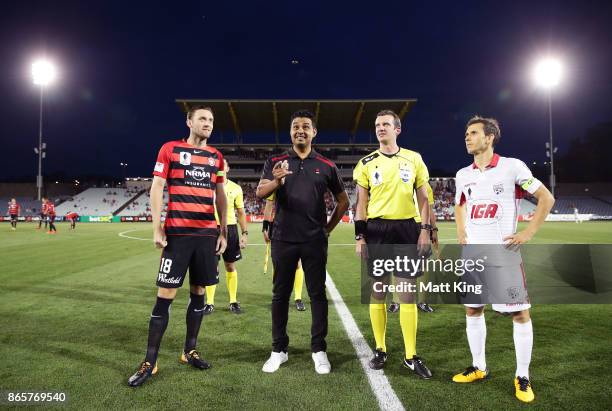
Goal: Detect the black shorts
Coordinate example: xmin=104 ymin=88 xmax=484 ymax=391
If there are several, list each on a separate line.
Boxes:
xmin=156 ymin=235 xmax=220 ymax=289
xmin=365 ymin=218 xmax=423 ymax=279
xmin=221 ymin=225 xmax=242 ymax=263
xmin=10 ymin=214 xmax=18 ymax=222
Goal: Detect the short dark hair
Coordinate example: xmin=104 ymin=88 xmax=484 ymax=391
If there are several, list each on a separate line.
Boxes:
xmin=187 ymin=105 xmax=214 ymax=120
xmin=376 ymin=110 xmax=401 ymax=129
xmin=290 ymin=110 xmax=316 ymax=128
xmin=466 ymin=115 xmax=501 ymax=146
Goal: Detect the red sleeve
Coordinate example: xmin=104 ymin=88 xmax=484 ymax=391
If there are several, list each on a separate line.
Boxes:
xmin=216 ymin=150 xmax=225 ymax=184
xmin=153 ymin=142 xmax=173 ymax=179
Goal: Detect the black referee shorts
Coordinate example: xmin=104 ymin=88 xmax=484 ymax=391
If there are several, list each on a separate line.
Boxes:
xmin=366 ymin=218 xmax=423 ymax=279
xmin=156 ymin=235 xmax=219 ymax=289
xmin=221 ymin=224 xmax=242 ymax=263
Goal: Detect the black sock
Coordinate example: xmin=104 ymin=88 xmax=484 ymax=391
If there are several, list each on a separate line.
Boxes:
xmin=184 ymin=292 xmax=205 ymax=353
xmin=144 ymin=296 xmax=173 ymax=365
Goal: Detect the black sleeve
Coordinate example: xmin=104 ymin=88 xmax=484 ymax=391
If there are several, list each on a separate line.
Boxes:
xmin=328 ymin=164 xmax=345 ymax=196
xmin=261 ymin=157 xmax=274 ymax=181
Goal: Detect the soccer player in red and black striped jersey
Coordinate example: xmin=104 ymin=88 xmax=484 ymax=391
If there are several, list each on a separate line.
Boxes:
xmin=128 ymin=105 xmax=228 ymax=387
xmin=66 ymin=212 xmax=79 ymax=230
xmin=38 ymin=198 xmax=49 ymax=230
xmin=8 ymin=198 xmax=20 ymax=230
xmin=46 ymin=200 xmax=57 ymax=234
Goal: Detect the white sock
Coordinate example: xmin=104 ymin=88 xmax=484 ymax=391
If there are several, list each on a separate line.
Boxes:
xmin=514 ymin=320 xmax=533 ymax=378
xmin=466 ymin=315 xmax=486 ymax=370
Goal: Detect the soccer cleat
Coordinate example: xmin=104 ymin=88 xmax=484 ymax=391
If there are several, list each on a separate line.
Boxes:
xmin=387 ymin=302 xmax=400 ymax=313
xmin=262 ymin=351 xmax=288 ymax=373
xmin=368 ymin=349 xmax=388 ymax=370
xmin=295 ymin=299 xmax=306 ymax=311
xmin=202 ymin=304 xmax=215 ymax=315
xmin=127 ymin=361 xmax=158 ymax=387
xmin=452 ymin=366 xmax=489 ymax=383
xmin=229 ymin=302 xmax=242 ymax=314
xmin=179 ymin=350 xmax=211 ymax=370
xmin=515 ymin=376 xmax=535 ymax=403
xmin=312 ymin=351 xmax=331 ymax=374
xmin=417 ymin=303 xmax=435 ymax=313
xmin=403 ymin=355 xmax=432 ymax=379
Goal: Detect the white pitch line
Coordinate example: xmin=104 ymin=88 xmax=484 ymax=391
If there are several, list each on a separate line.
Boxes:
xmin=118 ymin=229 xmax=152 ymax=242
xmin=326 ymin=272 xmax=405 ymax=411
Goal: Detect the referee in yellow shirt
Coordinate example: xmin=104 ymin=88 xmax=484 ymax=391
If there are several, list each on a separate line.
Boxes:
xmin=353 ymin=110 xmax=433 ymax=378
xmin=207 ymin=159 xmax=249 ymax=314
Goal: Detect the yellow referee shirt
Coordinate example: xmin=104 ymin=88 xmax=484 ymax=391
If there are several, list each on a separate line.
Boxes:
xmin=353 ymin=148 xmax=429 ymax=220
xmin=414 ymin=182 xmax=435 ymax=223
xmin=215 ymin=179 xmax=244 ymax=225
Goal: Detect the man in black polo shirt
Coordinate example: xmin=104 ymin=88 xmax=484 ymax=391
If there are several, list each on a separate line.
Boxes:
xmin=256 ymin=110 xmax=349 ymax=374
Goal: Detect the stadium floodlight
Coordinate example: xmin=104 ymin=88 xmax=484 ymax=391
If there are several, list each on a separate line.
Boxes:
xmin=32 ymin=60 xmax=57 ymax=86
xmin=533 ymin=58 xmax=562 ymax=89
xmin=32 ymin=59 xmax=58 ymax=200
xmin=533 ymin=57 xmax=563 ymax=198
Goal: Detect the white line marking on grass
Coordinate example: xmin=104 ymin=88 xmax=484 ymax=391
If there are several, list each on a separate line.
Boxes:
xmin=118 ymin=229 xmax=152 ymax=242
xmin=326 ymin=271 xmax=405 ymax=411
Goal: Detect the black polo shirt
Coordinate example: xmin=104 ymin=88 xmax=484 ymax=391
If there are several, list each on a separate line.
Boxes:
xmin=262 ymin=148 xmax=345 ymax=243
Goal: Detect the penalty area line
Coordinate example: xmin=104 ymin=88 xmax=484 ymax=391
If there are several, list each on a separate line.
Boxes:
xmin=326 ymin=271 xmax=405 ymax=411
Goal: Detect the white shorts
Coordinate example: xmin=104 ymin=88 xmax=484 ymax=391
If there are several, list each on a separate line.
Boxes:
xmin=460 ymin=264 xmax=530 ymax=310
xmin=464 ymin=303 xmax=531 ymax=313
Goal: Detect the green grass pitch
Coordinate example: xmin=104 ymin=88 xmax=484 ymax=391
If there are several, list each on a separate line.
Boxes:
xmin=1 ymin=221 xmax=611 ymax=410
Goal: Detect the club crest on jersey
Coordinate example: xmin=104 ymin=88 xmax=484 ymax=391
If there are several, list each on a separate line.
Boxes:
xmin=493 ymin=183 xmax=504 ymax=195
xmin=208 ymin=157 xmax=216 ymax=167
xmin=469 ymin=199 xmax=503 ymax=225
xmin=180 ymin=152 xmax=192 ymax=166
xmin=398 ymin=164 xmax=412 ymax=183
xmin=371 ymin=169 xmax=383 ymax=186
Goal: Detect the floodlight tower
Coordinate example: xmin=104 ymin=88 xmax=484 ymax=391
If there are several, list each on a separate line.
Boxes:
xmin=533 ymin=57 xmax=562 ymax=197
xmin=32 ymin=59 xmax=57 ymax=200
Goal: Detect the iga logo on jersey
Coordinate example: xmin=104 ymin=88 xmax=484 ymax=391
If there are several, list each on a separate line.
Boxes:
xmin=469 ymin=199 xmax=503 ymax=225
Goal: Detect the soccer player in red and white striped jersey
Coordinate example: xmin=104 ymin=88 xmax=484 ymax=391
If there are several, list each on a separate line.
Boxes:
xmin=128 ymin=105 xmax=228 ymax=387
xmin=8 ymin=198 xmax=20 ymax=230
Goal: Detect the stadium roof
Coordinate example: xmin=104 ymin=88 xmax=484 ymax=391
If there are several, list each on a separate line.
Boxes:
xmin=175 ymin=99 xmax=417 ymax=144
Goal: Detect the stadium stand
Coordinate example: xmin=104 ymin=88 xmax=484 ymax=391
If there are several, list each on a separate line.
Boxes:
xmin=55 ymin=188 xmax=130 ymax=216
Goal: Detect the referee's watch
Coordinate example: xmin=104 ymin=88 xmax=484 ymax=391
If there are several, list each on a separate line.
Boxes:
xmin=242 ymin=231 xmax=249 ymax=235
xmin=355 ymin=234 xmax=365 ymax=241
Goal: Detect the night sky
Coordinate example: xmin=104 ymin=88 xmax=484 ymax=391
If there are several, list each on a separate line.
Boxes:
xmin=2 ymin=0 xmax=611 ymax=180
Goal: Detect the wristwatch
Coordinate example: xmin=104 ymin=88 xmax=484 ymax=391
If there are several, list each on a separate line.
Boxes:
xmin=355 ymin=234 xmax=365 ymax=241
xmin=242 ymin=231 xmax=249 ymax=235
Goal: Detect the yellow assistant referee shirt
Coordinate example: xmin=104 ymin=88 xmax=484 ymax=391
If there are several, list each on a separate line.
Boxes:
xmin=215 ymin=179 xmax=244 ymax=225
xmin=353 ymin=148 xmax=429 ymax=220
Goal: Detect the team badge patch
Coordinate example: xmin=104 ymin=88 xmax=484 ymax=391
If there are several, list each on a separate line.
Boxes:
xmin=154 ymin=162 xmax=164 ymax=173
xmin=179 ymin=152 xmax=192 ymax=166
xmin=399 ymin=164 xmax=412 ymax=183
xmin=371 ymin=169 xmax=383 ymax=186
xmin=493 ymin=183 xmax=504 ymax=195
xmin=208 ymin=157 xmax=216 ymax=167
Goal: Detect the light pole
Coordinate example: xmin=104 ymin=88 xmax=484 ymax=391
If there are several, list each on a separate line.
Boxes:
xmin=533 ymin=57 xmax=562 ymax=197
xmin=32 ymin=59 xmax=57 ymax=201
xmin=120 ymin=162 xmax=128 ymax=182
